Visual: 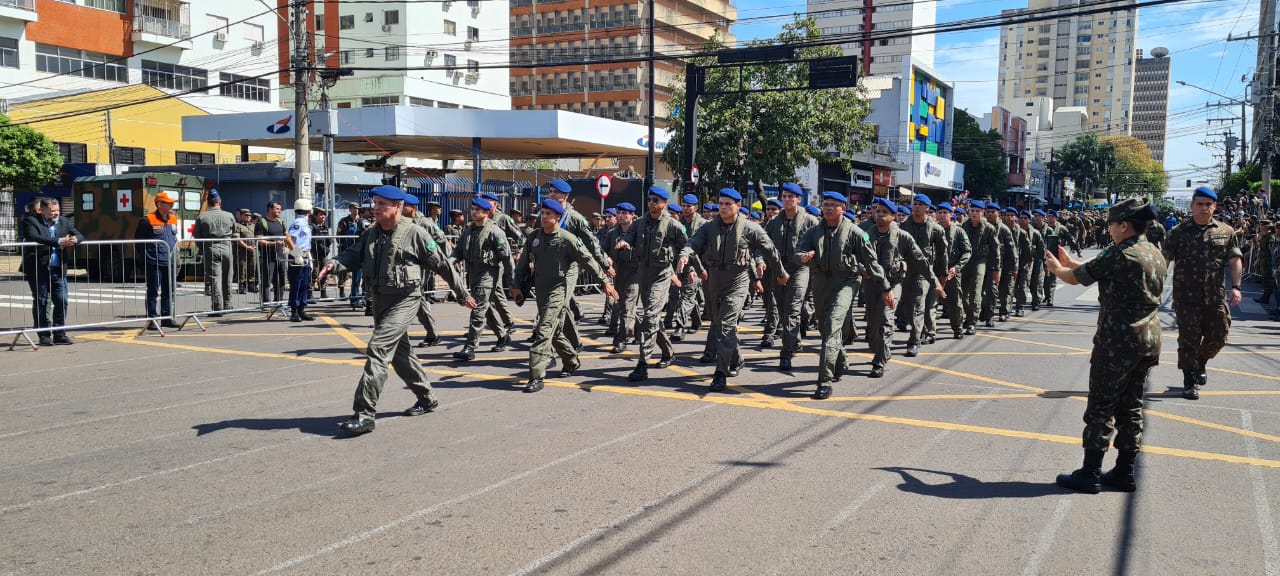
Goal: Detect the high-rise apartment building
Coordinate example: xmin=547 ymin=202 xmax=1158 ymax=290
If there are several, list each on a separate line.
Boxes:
xmin=281 ymin=0 xmax=510 ymax=111
xmin=508 ymin=0 xmax=734 ymax=124
xmin=996 ymin=0 xmax=1137 ymax=136
xmin=808 ymin=0 xmax=934 ymax=77
xmin=1132 ymin=48 xmax=1170 ymax=162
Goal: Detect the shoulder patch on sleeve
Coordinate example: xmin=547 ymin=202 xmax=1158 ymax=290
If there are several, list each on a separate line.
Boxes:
xmin=425 ymin=238 xmax=438 ymax=252
xmin=856 ymin=228 xmax=869 ymax=242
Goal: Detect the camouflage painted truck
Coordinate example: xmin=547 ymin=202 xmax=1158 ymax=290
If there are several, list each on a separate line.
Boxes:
xmin=72 ymin=173 xmax=209 ymax=281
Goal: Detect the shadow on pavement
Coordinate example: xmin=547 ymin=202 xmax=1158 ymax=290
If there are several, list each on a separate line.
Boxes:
xmin=876 ymin=466 xmax=1066 ymax=499
xmin=192 ymin=411 xmax=401 ymax=437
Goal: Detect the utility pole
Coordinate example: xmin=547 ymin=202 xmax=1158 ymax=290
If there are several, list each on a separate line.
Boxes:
xmin=291 ymin=0 xmax=312 ymax=202
xmin=105 ymin=110 xmax=116 ymax=175
xmin=644 ymin=0 xmax=655 ymax=191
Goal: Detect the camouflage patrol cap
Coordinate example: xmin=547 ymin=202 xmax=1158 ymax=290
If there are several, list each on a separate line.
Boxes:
xmin=1106 ymin=198 xmax=1158 ymax=223
xmin=238 ymin=208 xmax=252 ymax=215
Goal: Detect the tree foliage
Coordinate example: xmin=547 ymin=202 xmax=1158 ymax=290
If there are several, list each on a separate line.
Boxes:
xmin=1099 ymin=135 xmax=1166 ymax=197
xmin=1049 ymin=133 xmax=1112 ymax=200
xmin=660 ymin=16 xmax=875 ymax=197
xmin=1221 ymin=164 xmax=1260 ymax=199
xmin=0 ymin=114 xmax=62 ymax=192
xmin=951 ymin=109 xmax=1006 ymax=198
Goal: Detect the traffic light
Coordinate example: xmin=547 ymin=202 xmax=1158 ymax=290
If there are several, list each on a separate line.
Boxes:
xmin=1186 ymin=179 xmax=1191 ymax=187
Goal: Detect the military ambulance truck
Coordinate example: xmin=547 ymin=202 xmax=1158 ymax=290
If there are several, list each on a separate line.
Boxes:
xmin=72 ymin=173 xmax=209 ymax=281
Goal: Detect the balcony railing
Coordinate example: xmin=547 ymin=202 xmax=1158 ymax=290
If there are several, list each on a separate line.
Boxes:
xmin=133 ymin=0 xmax=191 ymax=39
xmin=0 ymin=0 xmax=35 ymax=11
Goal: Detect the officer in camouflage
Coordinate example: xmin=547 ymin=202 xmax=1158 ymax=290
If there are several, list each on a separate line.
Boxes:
xmin=451 ymin=196 xmax=515 ymax=361
xmin=1162 ymin=187 xmax=1244 ymax=400
xmin=317 ymin=185 xmax=476 ymax=436
xmin=1045 ymin=197 xmax=1165 ymax=494
xmin=513 ymin=199 xmax=619 ymax=393
xmin=796 ymin=192 xmax=885 ymax=399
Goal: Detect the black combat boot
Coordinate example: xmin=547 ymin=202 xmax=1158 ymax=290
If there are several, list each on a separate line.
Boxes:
xmin=298 ymin=307 xmax=315 ymax=321
xmin=1182 ymin=370 xmax=1200 ymax=400
xmin=1101 ymin=450 xmax=1138 ymax=492
xmin=627 ymin=361 xmax=648 ymax=382
xmin=453 ymin=345 xmax=475 ymax=361
xmin=1056 ymin=449 xmax=1104 ymax=494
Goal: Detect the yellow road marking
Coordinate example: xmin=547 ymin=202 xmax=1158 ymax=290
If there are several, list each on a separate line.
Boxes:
xmin=794 ymin=393 xmax=1043 ymax=402
xmin=316 ymin=313 xmax=368 ymax=351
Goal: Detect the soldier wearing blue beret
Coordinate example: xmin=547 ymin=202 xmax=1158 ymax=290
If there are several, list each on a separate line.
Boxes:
xmin=760 ymin=183 xmax=820 ymax=368
xmin=960 ymin=199 xmax=1000 ymax=334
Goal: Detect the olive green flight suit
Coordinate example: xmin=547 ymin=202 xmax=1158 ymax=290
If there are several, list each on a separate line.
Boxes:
xmin=797 ymin=219 xmax=885 ymax=383
xmin=619 ymin=210 xmax=688 ymax=364
xmin=764 ymin=209 xmax=819 ymax=357
xmin=961 ymin=218 xmax=999 ymax=328
xmin=193 ymin=206 xmax=237 ymax=311
xmin=516 ymin=226 xmax=610 ymax=380
xmin=865 ymin=223 xmax=937 ymax=369
xmin=899 ymin=216 xmax=947 ymax=344
xmin=940 ymin=223 xmax=972 ymax=335
xmin=453 ymin=219 xmax=514 ymax=347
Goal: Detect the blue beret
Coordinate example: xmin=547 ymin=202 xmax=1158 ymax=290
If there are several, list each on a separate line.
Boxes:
xmin=912 ymin=194 xmax=933 ymax=207
xmin=703 ymin=203 xmax=717 ymax=211
xmin=985 ymin=202 xmax=1001 ymax=211
xmin=547 ymin=179 xmax=571 ymax=193
xmin=935 ymin=202 xmax=953 ymax=213
xmin=739 ymin=207 xmax=750 ymax=215
xmin=954 ymin=207 xmax=967 ymax=215
xmin=805 ymin=205 xmax=821 ymax=217
xmin=897 ymin=205 xmax=911 ymax=215
xmin=207 ymin=190 xmax=220 ymax=201
xmin=370 ymin=185 xmax=406 ymax=201
xmin=767 ymin=199 xmax=783 ymax=209
xmin=617 ymin=202 xmax=636 ymax=212
xmin=969 ymin=201 xmax=985 ymax=210
xmin=780 ymin=182 xmax=803 ymax=196
xmin=604 ymin=207 xmax=618 ymax=216
xmin=403 ymin=193 xmax=419 ymax=206
xmin=719 ymin=188 xmax=743 ymax=202
xmin=1002 ymin=207 xmax=1018 ymax=214
xmin=1033 ymin=209 xmax=1046 ymax=216
xmin=749 ymin=211 xmax=762 ymax=219
xmin=1019 ymin=210 xmax=1031 ymax=217
xmin=682 ymin=193 xmax=699 ymax=205
xmin=842 ymin=209 xmax=858 ymax=223
xmin=1047 ymin=210 xmax=1059 ymax=217
xmin=477 ymin=193 xmax=497 ymax=203
xmin=1194 ymin=186 xmax=1218 ymax=201
xmin=540 ymin=198 xmax=565 ymax=215
xmin=669 ymin=204 xmax=683 ymax=215
xmin=822 ymin=191 xmax=848 ymax=205
xmin=471 ymin=197 xmax=492 ymax=210
xmin=872 ymin=197 xmax=897 ymax=212
xmin=648 ymin=186 xmax=670 ymax=200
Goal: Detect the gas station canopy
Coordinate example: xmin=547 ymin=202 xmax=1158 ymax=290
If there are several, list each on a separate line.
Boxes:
xmin=181 ymin=107 xmax=663 ymax=160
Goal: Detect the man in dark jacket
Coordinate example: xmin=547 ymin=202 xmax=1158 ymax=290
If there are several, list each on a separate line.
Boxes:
xmin=22 ymin=197 xmax=84 ymax=346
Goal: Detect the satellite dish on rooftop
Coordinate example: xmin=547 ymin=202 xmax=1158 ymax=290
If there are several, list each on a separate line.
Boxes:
xmin=1151 ymin=47 xmax=1169 ymax=58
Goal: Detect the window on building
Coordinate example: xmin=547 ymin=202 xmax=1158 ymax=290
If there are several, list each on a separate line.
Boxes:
xmin=444 ymin=20 xmax=457 ymax=35
xmin=364 ymin=12 xmax=373 ymax=22
xmin=0 ymin=37 xmax=17 ymax=69
xmin=444 ymin=54 xmax=456 ymax=68
xmin=35 ymin=44 xmax=128 ymax=82
xmin=55 ymin=142 xmax=88 ymax=164
xmin=219 ymin=72 xmax=270 ymax=101
xmin=437 ymin=102 xmax=460 ymax=109
xmin=361 ymin=96 xmax=399 ymax=107
xmin=467 ymin=26 xmax=479 ymax=41
xmin=466 ymin=59 xmax=479 ymax=73
xmin=1075 ymin=71 xmax=1088 ymax=81
xmin=385 ymin=46 xmax=399 ymax=60
xmin=365 ymin=48 xmax=374 ymax=58
xmin=244 ymin=23 xmax=264 ymax=42
xmin=176 ymin=151 xmax=216 ymax=164
xmin=84 ymin=0 xmax=126 ymax=13
xmin=339 ymin=15 xmax=355 ymax=29
xmin=340 ymin=50 xmax=352 ymax=64
xmin=314 ymin=14 xmax=324 ymax=30
xmin=384 ymin=10 xmax=399 ymax=25
xmin=409 ymin=96 xmax=434 ymax=107
xmin=142 ymin=60 xmax=209 ymax=92
xmin=112 ymin=146 xmax=146 ymax=165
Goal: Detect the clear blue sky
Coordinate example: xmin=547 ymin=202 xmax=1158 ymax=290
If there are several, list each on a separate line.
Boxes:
xmin=731 ymin=0 xmax=1261 ymax=189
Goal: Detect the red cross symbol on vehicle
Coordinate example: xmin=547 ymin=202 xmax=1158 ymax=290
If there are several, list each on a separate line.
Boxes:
xmin=118 ymin=191 xmax=130 ymax=209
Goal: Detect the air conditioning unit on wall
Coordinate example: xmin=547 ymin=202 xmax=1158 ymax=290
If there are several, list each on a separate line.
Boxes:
xmin=381 ymin=24 xmax=392 ymax=32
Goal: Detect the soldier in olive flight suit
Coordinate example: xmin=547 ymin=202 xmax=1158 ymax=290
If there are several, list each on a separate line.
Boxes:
xmin=999 ymin=207 xmax=1026 ymax=318
xmin=451 ymin=197 xmax=515 ymax=361
xmin=403 ymin=194 xmax=446 ymax=347
xmin=899 ymin=194 xmax=948 ymax=351
xmin=1040 ymin=210 xmax=1080 ymax=307
xmin=864 ymin=198 xmax=944 ymax=378
xmin=1163 ymin=187 xmax=1244 ymax=400
xmin=679 ymin=188 xmax=788 ymax=392
xmin=935 ymin=204 xmax=971 ymax=339
xmin=513 ymin=199 xmax=619 ymax=393
xmin=672 ymin=194 xmax=707 ymax=338
xmin=796 ymin=192 xmax=885 ymax=399
xmin=763 ymin=183 xmax=818 ymax=370
xmin=192 ymin=191 xmax=237 ymax=314
xmin=480 ymin=192 xmax=522 ymax=341
xmin=983 ymin=204 xmax=1017 ymax=324
xmin=961 ymin=201 xmax=1000 ymax=334
xmin=617 ymin=187 xmax=688 ymax=381
xmin=605 ymin=202 xmax=641 ymax=352
xmin=1016 ymin=210 xmax=1043 ymax=316
xmin=317 ymin=185 xmax=476 ymax=436
xmin=543 ymin=179 xmax=613 ymax=352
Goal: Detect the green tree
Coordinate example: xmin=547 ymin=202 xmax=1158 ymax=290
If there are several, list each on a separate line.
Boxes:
xmin=951 ymin=109 xmax=1006 ymax=198
xmin=1099 ymin=135 xmax=1166 ymax=198
xmin=1221 ymin=164 xmax=1261 ymax=200
xmin=1050 ymin=133 xmax=1112 ymax=203
xmin=0 ymin=114 xmax=62 ymax=192
xmin=661 ymin=17 xmax=875 ymax=199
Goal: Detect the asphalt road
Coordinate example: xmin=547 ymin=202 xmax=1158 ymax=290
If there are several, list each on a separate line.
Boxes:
xmin=2 ymin=259 xmax=1278 ymax=576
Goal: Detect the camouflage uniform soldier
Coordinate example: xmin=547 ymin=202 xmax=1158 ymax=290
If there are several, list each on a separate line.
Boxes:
xmin=444 ymin=209 xmax=465 ymax=240
xmin=864 ymin=198 xmax=943 ymax=377
xmin=605 ymin=203 xmax=641 ymax=352
xmin=192 ymin=191 xmax=237 ymax=314
xmin=1039 ymin=210 xmax=1080 ymax=307
xmin=1162 ymin=187 xmax=1244 ymax=399
xmin=899 ymin=194 xmax=948 ymax=351
xmin=316 ymin=186 xmax=476 ymax=436
xmin=512 ymin=199 xmax=619 ymax=393
xmin=233 ymin=208 xmax=257 ymax=294
xmin=679 ymin=188 xmax=788 ymax=392
xmin=1046 ymin=198 xmax=1165 ymax=494
xmin=936 ymin=204 xmax=971 ymax=339
xmin=1016 ymin=210 xmax=1043 ymax=316
xmin=617 ymin=187 xmax=688 ymax=381
xmin=762 ymin=183 xmax=819 ymax=369
xmin=796 ymin=192 xmax=885 ymax=399
xmin=960 ymin=201 xmax=1000 ymax=334
xmin=1145 ymin=218 xmax=1167 ymax=250
xmin=450 ymin=197 xmax=515 ymax=361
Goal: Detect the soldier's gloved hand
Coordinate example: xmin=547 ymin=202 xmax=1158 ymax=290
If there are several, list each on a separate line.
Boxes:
xmin=460 ymin=296 xmax=478 ymax=309
xmin=511 ymin=287 xmax=525 ymax=307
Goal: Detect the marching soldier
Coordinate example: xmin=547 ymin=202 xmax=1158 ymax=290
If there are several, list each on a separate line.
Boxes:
xmin=796 ymin=192 xmax=885 ymax=398
xmin=762 ymin=182 xmax=818 ymax=370
xmin=1163 ymin=187 xmax=1244 ymax=399
xmin=936 ymin=204 xmax=971 ymax=339
xmin=999 ymin=207 xmax=1026 ymax=318
xmin=1039 ymin=209 xmax=1079 ymax=307
xmin=960 ymin=201 xmax=1000 ymax=334
xmin=983 ymin=204 xmax=1017 ymax=324
xmin=1045 ymin=198 xmax=1165 ymax=494
xmin=316 ymin=185 xmax=476 ymax=436
xmin=543 ymin=179 xmax=613 ymax=351
xmin=899 ymin=194 xmax=948 ymax=350
xmin=672 ymin=193 xmax=707 ymax=339
xmin=605 ymin=202 xmax=641 ymax=351
xmin=617 ymin=187 xmax=688 ymax=381
xmin=864 ymin=198 xmax=943 ymax=377
xmin=1016 ymin=210 xmax=1043 ymax=316
xmin=512 ymin=199 xmax=619 ymax=393
xmin=678 ymin=188 xmax=788 ymax=392
xmin=451 ymin=197 xmax=515 ymax=361
xmin=403 ymin=194 xmax=445 ymax=347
